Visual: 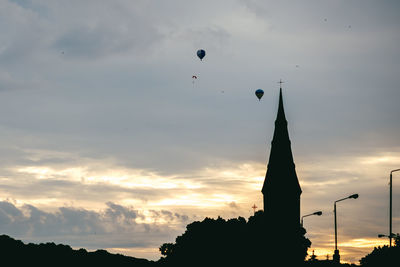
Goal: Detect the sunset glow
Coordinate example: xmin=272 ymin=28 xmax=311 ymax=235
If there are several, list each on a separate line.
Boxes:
xmin=0 ymin=0 xmax=399 ymax=265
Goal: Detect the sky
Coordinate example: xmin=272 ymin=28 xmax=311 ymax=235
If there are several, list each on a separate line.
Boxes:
xmin=0 ymin=0 xmax=399 ymax=263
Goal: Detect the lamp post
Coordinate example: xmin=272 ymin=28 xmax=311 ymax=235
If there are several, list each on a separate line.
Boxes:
xmin=390 ymin=169 xmax=400 ymax=247
xmin=301 ymin=211 xmax=322 ymax=227
xmin=378 ymin=233 xmax=397 ymax=248
xmin=333 ymin=193 xmax=359 ymax=264
xmin=378 ymin=233 xmax=395 ymax=239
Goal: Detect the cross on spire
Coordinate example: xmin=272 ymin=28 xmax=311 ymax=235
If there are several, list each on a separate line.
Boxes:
xmin=251 ymin=204 xmax=257 ymax=215
xmin=278 ymin=79 xmax=284 ymax=89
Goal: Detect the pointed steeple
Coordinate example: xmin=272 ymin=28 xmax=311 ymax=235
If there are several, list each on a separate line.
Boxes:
xmin=262 ymin=87 xmax=301 ymax=195
xmin=261 ymin=85 xmax=301 ymax=230
xmin=277 ymin=88 xmax=287 ymax=122
xmin=271 ymin=88 xmax=290 ymax=145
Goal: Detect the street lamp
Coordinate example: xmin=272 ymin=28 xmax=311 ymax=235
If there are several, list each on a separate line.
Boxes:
xmin=390 ymin=169 xmax=400 ymax=247
xmin=378 ymin=233 xmax=397 ymax=247
xmin=378 ymin=233 xmax=395 ymax=238
xmin=333 ymin=193 xmax=359 ymax=264
xmin=301 ymin=211 xmax=323 ymax=227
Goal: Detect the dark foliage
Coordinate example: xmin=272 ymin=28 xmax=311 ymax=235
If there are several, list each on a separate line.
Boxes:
xmin=0 ymin=234 xmax=155 ymax=267
xmin=359 ymin=233 xmax=400 ymax=267
xmin=159 ymin=210 xmax=311 ymax=266
xmin=304 ymin=260 xmax=357 ymax=267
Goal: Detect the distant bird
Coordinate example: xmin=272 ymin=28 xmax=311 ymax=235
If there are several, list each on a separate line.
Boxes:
xmin=61 ymin=51 xmax=64 ymax=54
xmin=295 ymin=65 xmax=299 ymax=68
xmin=324 ymin=18 xmax=327 ymax=22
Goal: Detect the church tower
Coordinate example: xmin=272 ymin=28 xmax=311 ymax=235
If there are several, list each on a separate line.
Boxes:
xmin=262 ymin=86 xmax=302 ymax=231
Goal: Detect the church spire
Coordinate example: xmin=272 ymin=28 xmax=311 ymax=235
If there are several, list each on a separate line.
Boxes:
xmin=259 ymin=83 xmax=305 ymax=263
xmin=276 ymin=80 xmax=287 ymax=123
xmin=270 ymin=88 xmax=290 ymax=145
xmin=277 ymin=88 xmax=286 ymax=122
xmin=262 ymin=84 xmax=301 ymax=225
xmin=262 ymin=86 xmax=301 ymax=194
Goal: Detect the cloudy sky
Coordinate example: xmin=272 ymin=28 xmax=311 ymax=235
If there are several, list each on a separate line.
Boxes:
xmin=0 ymin=0 xmax=399 ymax=263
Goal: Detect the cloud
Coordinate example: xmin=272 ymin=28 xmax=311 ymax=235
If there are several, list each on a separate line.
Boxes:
xmin=0 ymin=200 xmax=189 ymax=251
xmin=1 ymin=0 xmax=399 ymax=176
xmin=52 ymin=13 xmax=162 ymax=59
xmin=0 ymin=71 xmax=39 ymax=91
xmin=0 ymin=0 xmax=399 ymax=263
xmin=1 ymin=0 xmax=168 ymax=67
xmin=227 ymin=201 xmax=239 ymax=209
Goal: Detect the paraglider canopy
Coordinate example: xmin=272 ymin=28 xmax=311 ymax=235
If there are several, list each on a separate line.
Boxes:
xmin=197 ymin=49 xmax=206 ymax=61
xmin=255 ymin=89 xmax=264 ymax=101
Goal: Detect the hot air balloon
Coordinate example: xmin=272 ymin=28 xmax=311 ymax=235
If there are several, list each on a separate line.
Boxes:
xmin=255 ymin=89 xmax=264 ymax=101
xmin=192 ymin=75 xmax=198 ymax=86
xmin=197 ymin=49 xmax=206 ymax=61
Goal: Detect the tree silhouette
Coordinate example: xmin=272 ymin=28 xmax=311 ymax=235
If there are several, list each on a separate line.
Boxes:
xmin=159 ymin=210 xmax=311 ymax=266
xmin=159 ymin=243 xmax=174 ymax=257
xmin=359 ymin=233 xmax=400 ymax=266
xmin=0 ymin=234 xmax=155 ymax=267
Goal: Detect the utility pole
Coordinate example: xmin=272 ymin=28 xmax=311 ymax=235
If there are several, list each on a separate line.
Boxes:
xmin=390 ymin=169 xmax=400 ymax=247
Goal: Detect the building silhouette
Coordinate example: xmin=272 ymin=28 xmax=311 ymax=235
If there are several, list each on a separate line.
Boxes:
xmin=262 ymin=86 xmax=302 ymax=234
